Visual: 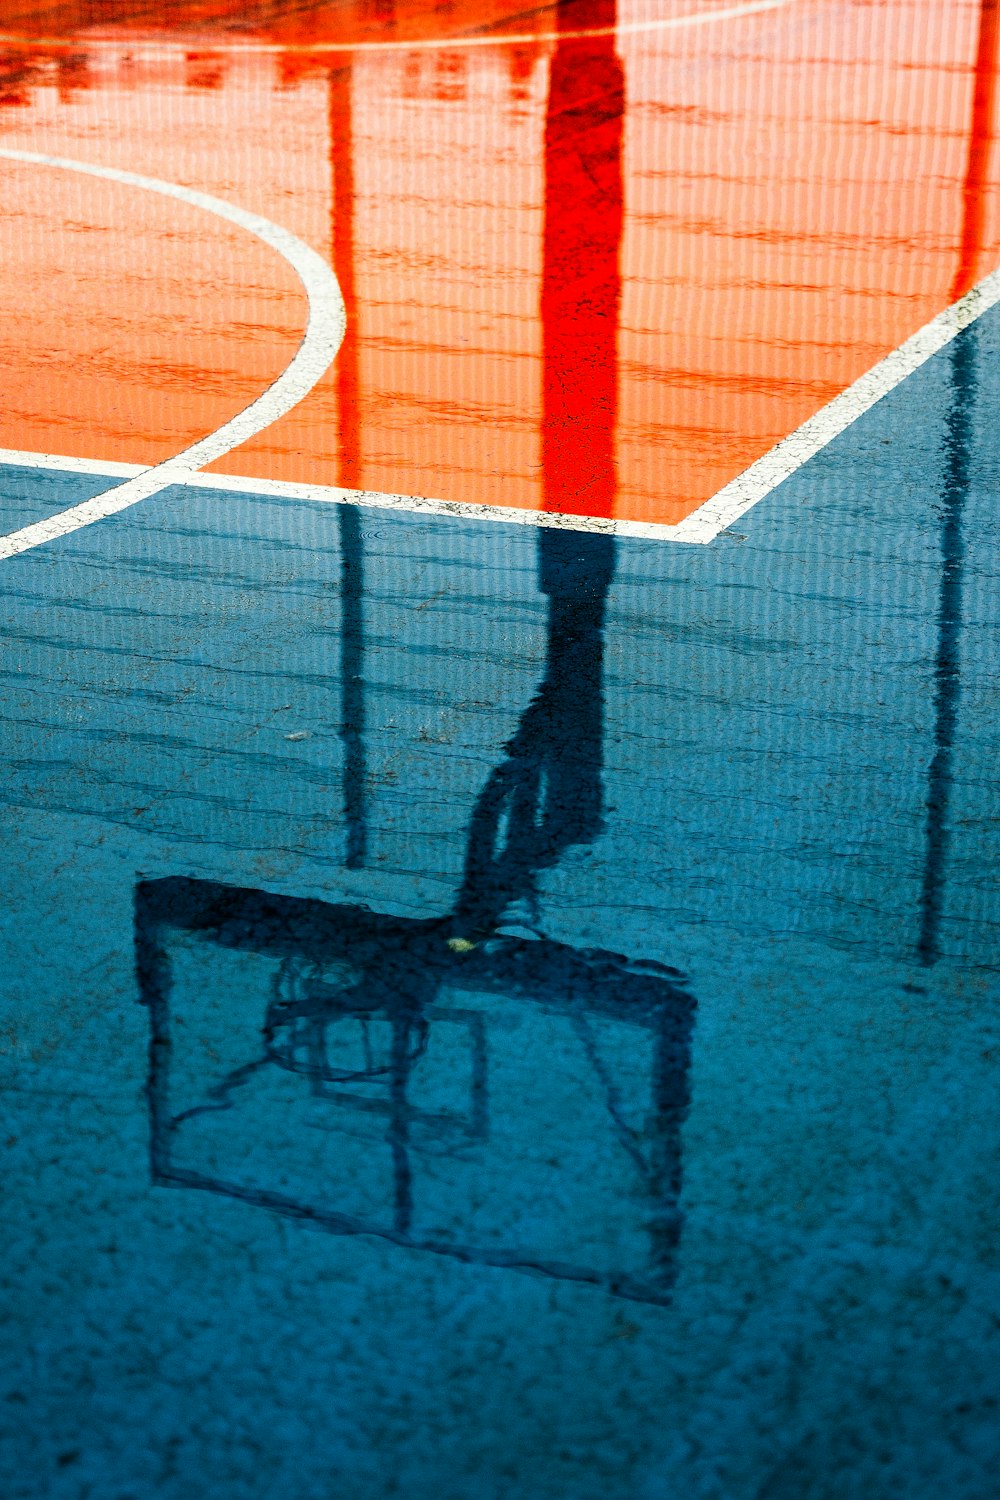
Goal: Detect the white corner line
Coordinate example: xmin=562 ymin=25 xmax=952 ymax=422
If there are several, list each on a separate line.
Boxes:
xmin=667 ymin=266 xmax=1000 ymax=544
xmin=0 ymin=147 xmax=345 ymax=563
xmin=0 ymin=1 xmax=801 ymax=57
xmin=2 ymin=260 xmax=999 ymax=553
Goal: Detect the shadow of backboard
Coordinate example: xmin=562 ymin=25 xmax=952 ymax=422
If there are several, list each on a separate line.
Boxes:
xmin=136 ymin=876 xmax=695 ymax=1305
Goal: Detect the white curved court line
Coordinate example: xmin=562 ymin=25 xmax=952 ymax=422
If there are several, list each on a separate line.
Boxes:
xmin=0 ymin=147 xmax=345 ymax=562
xmin=0 ymin=0 xmax=800 ymax=56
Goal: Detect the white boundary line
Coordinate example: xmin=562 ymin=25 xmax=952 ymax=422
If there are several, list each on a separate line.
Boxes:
xmin=0 ymin=147 xmax=345 ymax=562
xmin=0 ymin=1 xmax=800 ymax=56
xmin=0 ymin=450 xmax=655 ymax=538
xmin=3 ymin=265 xmax=1000 ymax=549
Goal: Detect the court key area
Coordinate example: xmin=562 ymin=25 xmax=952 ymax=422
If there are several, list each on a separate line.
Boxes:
xmin=1 ymin=2 xmax=999 ymax=1498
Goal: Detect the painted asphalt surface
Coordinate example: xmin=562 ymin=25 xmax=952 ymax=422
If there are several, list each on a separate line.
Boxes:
xmin=1 ymin=301 xmax=998 ymax=1496
xmin=2 ymin=1 xmax=995 ymax=529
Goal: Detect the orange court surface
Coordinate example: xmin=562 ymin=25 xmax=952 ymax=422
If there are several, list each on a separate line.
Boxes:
xmin=1 ymin=0 xmax=998 ymax=528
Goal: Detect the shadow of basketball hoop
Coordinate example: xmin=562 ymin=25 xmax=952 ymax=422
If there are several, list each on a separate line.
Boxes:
xmin=136 ymin=876 xmax=693 ymax=1305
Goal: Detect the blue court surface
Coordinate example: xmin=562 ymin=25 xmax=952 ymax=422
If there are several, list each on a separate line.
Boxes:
xmin=2 ymin=307 xmax=999 ymax=1498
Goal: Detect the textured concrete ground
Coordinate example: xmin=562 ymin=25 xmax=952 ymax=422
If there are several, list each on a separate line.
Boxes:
xmin=1 ymin=313 xmax=999 ymax=1498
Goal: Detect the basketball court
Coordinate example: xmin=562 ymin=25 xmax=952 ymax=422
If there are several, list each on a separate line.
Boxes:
xmin=1 ymin=1 xmax=998 ymax=1495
